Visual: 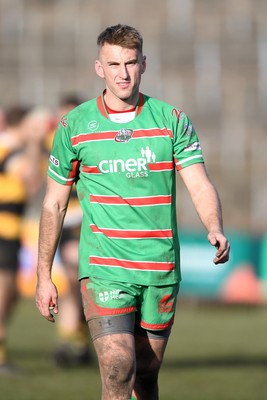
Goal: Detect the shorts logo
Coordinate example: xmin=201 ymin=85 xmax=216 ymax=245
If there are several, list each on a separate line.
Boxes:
xmin=115 ymin=128 xmax=133 ymax=143
xmin=158 ymin=295 xmax=174 ymax=313
xmin=99 ymin=291 xmax=109 ymax=302
xmin=99 ymin=289 xmax=124 ymax=302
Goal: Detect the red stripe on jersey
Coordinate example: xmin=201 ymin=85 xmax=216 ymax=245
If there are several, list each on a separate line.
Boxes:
xmin=90 ymin=224 xmax=173 ymax=239
xmin=173 ymin=156 xmax=182 ymax=171
xmin=90 ymin=194 xmax=172 ymax=206
xmin=82 ymin=165 xmax=101 ymax=174
xmin=132 ymin=128 xmax=173 ymax=139
xmin=72 ymin=131 xmax=116 ymax=145
xmin=66 ymin=160 xmax=79 ymax=185
xmin=90 ymin=256 xmax=175 ymax=271
xmin=71 ymin=128 xmax=173 ymax=146
xmin=148 ymin=161 xmax=174 ymax=171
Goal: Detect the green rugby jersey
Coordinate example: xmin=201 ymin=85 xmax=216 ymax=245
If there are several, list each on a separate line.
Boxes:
xmin=48 ymin=92 xmax=204 ymax=286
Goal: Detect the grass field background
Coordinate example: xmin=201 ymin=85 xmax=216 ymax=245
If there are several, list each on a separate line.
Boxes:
xmin=1 ymin=298 xmax=267 ymax=400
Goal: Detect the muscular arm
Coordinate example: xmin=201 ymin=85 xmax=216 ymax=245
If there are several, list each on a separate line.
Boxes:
xmin=35 ymin=177 xmax=72 ymax=322
xmin=179 ymin=163 xmax=230 ymax=264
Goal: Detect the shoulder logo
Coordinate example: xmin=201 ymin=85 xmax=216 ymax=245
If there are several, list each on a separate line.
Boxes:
xmin=115 ymin=128 xmax=133 ymax=143
xmin=171 ymin=108 xmax=184 ymax=122
xmin=60 ymin=116 xmax=68 ymax=128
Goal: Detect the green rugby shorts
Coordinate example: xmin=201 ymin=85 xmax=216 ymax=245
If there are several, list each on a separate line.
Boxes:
xmin=80 ymin=277 xmax=179 ymax=332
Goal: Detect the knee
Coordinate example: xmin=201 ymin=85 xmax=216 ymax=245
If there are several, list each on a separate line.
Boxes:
xmin=102 ymin=347 xmax=135 ymax=387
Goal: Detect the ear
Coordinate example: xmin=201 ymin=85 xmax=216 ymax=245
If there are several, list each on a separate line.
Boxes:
xmin=95 ymin=60 xmax=105 ymax=78
xmin=141 ymin=55 xmax=147 ymax=74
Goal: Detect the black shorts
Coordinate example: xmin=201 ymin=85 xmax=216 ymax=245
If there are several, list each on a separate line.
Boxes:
xmin=0 ymin=238 xmax=21 ymax=271
xmin=58 ymin=225 xmax=80 ymax=250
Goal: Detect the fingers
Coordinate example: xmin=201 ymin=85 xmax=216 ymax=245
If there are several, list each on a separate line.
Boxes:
xmin=208 ymin=233 xmax=230 ymax=265
xmin=35 ymin=284 xmax=58 ymax=323
xmin=213 ymin=246 xmax=230 ymax=264
xmin=49 ymin=299 xmax=55 ymax=310
xmin=47 ymin=310 xmax=56 ymax=323
xmin=49 ymin=296 xmax=58 ymax=314
xmin=36 ymin=298 xmax=56 ymax=323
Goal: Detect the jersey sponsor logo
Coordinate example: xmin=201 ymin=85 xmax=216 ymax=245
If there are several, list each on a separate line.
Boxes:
xmin=115 ymin=128 xmax=133 ymax=143
xmin=98 ymin=146 xmax=156 ymax=178
xmin=49 ymin=154 xmax=60 ymax=167
xmin=82 ymin=146 xmax=174 ymax=178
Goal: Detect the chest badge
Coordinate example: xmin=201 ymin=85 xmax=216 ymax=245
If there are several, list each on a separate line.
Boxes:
xmin=115 ymin=128 xmax=133 ymax=143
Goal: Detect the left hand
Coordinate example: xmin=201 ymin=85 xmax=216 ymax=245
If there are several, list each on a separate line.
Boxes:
xmin=208 ymin=232 xmax=230 ymax=264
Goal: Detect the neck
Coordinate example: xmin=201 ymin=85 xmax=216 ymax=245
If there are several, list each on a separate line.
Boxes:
xmin=104 ymin=90 xmax=139 ymax=112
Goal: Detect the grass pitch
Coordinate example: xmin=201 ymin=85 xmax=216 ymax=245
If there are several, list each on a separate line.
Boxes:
xmin=1 ymin=298 xmax=267 ymax=400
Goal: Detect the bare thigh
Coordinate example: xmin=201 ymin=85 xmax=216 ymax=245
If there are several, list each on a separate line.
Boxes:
xmin=133 ymin=334 xmax=169 ymax=399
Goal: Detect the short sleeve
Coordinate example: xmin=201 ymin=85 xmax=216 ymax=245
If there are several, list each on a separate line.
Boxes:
xmin=172 ymin=110 xmax=204 ymax=171
xmin=47 ymin=117 xmax=79 ymax=185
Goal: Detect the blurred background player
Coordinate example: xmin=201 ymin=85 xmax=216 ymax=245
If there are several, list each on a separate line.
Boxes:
xmin=0 ymin=109 xmax=6 ymax=133
xmin=51 ymin=95 xmax=91 ymax=367
xmin=0 ymin=105 xmax=48 ymax=374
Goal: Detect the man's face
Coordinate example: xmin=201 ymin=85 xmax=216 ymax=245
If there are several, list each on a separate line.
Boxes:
xmin=95 ymin=44 xmax=146 ymax=108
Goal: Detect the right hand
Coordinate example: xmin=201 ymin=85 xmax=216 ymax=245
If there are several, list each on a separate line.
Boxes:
xmin=208 ymin=231 xmax=230 ymax=265
xmin=35 ymin=278 xmax=58 ymax=323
